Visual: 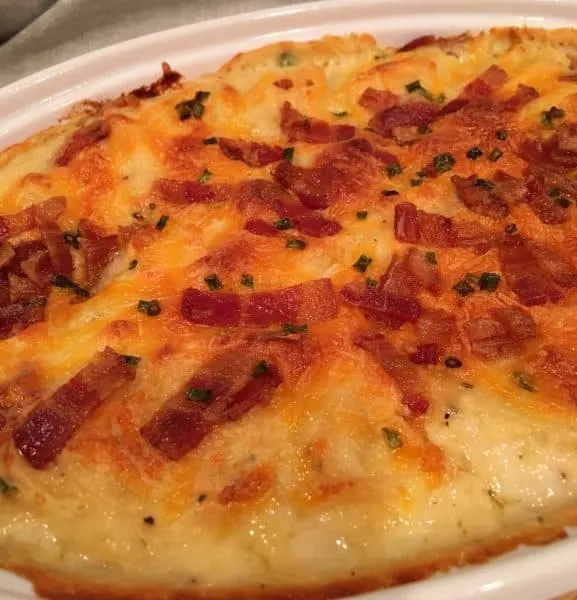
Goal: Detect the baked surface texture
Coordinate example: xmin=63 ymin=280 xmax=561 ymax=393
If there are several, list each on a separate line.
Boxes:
xmin=2 ymin=26 xmax=577 ymax=599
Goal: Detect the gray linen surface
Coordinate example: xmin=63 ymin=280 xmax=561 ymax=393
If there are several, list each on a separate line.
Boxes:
xmin=0 ymin=0 xmax=308 ymax=89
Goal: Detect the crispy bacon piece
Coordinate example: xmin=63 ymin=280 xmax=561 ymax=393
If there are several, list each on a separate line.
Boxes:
xmin=416 ymin=309 xmax=455 ymax=349
xmin=236 ymin=179 xmax=302 ymax=220
xmin=394 ymin=202 xmax=453 ymax=246
xmin=358 ymin=88 xmax=399 ymax=113
xmin=436 ymin=98 xmax=469 ymax=118
xmin=274 ymin=78 xmax=293 ymax=90
xmin=405 ymin=248 xmax=443 ymax=295
xmin=141 ymin=338 xmax=310 ymax=460
xmin=218 ymin=138 xmax=284 ymax=167
xmin=280 ymin=102 xmax=355 ymax=143
xmin=294 ymin=215 xmax=341 ymax=237
xmin=0 ymin=243 xmax=15 ymax=268
xmin=524 ymin=176 xmax=570 ymax=225
xmin=353 ymin=331 xmax=429 ymax=415
xmin=398 ymin=35 xmax=437 ymax=52
xmin=181 ymin=278 xmax=338 ymax=327
xmin=153 ymin=178 xmax=231 ymax=204
xmin=409 ymin=343 xmax=439 ymax=365
xmin=13 ymin=348 xmax=136 ymax=468
xmin=19 ymin=250 xmax=53 ymax=287
xmin=369 ymin=102 xmax=437 ymax=138
xmin=244 ymin=220 xmax=280 ymax=237
xmin=39 ymin=220 xmax=73 ymax=277
xmin=81 ymin=235 xmax=120 ymax=288
xmin=535 ymin=346 xmax=577 ymax=402
xmin=521 ymin=124 xmax=577 ymax=172
xmin=130 ymin=62 xmax=182 ymax=98
xmin=55 ymin=120 xmax=110 ymax=167
xmin=0 ymin=197 xmax=66 ymax=241
xmin=394 ymin=202 xmax=497 ymax=252
xmin=492 ymin=170 xmax=527 ymax=205
xmin=218 ymin=465 xmax=275 ymax=504
xmin=529 ymin=241 xmax=577 ymax=288
xmin=498 ymin=233 xmax=561 ymax=306
xmin=0 ymin=298 xmax=46 ymax=340
xmin=465 ymin=307 xmax=536 ymax=359
xmin=341 ymin=281 xmax=422 ymax=326
xmin=78 ymin=218 xmax=108 ymax=240
xmin=273 ymin=161 xmax=344 ymax=209
xmin=503 ymin=84 xmax=539 ymax=111
xmin=463 ymin=65 xmax=509 ymax=98
xmin=452 ymin=175 xmax=509 ymax=219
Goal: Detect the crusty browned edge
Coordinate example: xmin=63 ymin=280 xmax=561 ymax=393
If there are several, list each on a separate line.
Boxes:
xmin=6 ymin=23 xmax=577 ymax=600
xmin=8 ymin=502 xmax=577 ymax=600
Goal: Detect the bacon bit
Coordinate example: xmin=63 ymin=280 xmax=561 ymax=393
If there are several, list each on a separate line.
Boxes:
xmin=0 ymin=197 xmax=66 ymax=241
xmin=465 ymin=307 xmax=536 ymax=360
xmin=492 ymin=170 xmax=527 ymax=205
xmin=0 ymin=243 xmax=15 ymax=268
xmin=19 ymin=250 xmax=53 ymax=287
xmin=130 ymin=62 xmax=182 ymax=98
xmin=0 ymin=298 xmax=46 ymax=340
xmin=398 ymin=35 xmax=437 ymax=52
xmin=379 ymin=254 xmax=417 ymax=298
xmin=354 ymin=331 xmax=429 ymax=415
xmin=13 ymin=348 xmax=136 ymax=468
xmin=280 ymin=102 xmax=355 ymax=143
xmin=559 ymin=74 xmax=577 ymax=83
xmin=525 ymin=177 xmax=571 ymax=224
xmin=153 ymin=178 xmax=222 ymax=204
xmin=236 ymin=178 xmax=302 ymax=221
xmin=274 ymin=78 xmax=293 ymax=90
xmin=7 ymin=241 xmax=46 ymax=277
xmin=39 ymin=220 xmax=73 ymax=277
xmin=451 ymin=175 xmax=509 ymax=219
xmin=436 ymin=98 xmax=469 ymax=118
xmin=463 ymin=65 xmax=509 ymax=98
xmin=78 ymin=219 xmax=108 ymax=240
xmin=294 ymin=215 xmax=341 ymax=237
xmin=358 ymin=88 xmax=399 ymax=113
xmin=405 ymin=248 xmax=443 ymax=295
xmin=369 ymin=102 xmax=438 ymax=138
xmin=218 ymin=138 xmax=284 ymax=167
xmin=521 ymin=124 xmax=577 ymax=172
xmin=394 ymin=202 xmax=453 ymax=246
xmin=244 ymin=220 xmax=280 ymax=237
xmin=273 ymin=161 xmax=343 ymax=209
xmin=55 ymin=120 xmax=110 ymax=167
xmin=81 ymin=235 xmax=120 ymax=288
xmin=529 ymin=241 xmax=577 ymax=288
xmin=409 ymin=343 xmax=439 ymax=365
xmin=8 ymin=273 xmax=42 ymax=303
xmin=535 ymin=346 xmax=577 ymax=403
xmin=503 ymin=84 xmax=539 ymax=111
xmin=218 ymin=465 xmax=275 ymax=505
xmin=416 ymin=309 xmax=455 ymax=349
xmin=498 ymin=233 xmax=562 ymax=306
xmin=181 ymin=278 xmax=337 ymax=327
xmin=341 ymin=281 xmax=422 ymax=326
xmin=141 ymin=338 xmax=311 ymax=460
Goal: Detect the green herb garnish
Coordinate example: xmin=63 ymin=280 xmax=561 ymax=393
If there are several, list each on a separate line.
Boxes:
xmin=278 ymin=52 xmax=297 ymax=67
xmin=466 ymin=147 xmax=483 ymax=160
xmin=488 ymin=148 xmax=503 ymax=162
xmin=444 ymin=356 xmax=462 ymax=369
xmin=203 ymin=136 xmax=218 ymax=145
xmin=0 ymin=477 xmax=18 ymax=496
xmin=156 ymin=215 xmax=169 ymax=231
xmin=512 ymin=371 xmax=537 ymax=392
xmin=496 ymin=129 xmax=507 ymax=141
xmin=478 ymin=272 xmax=501 ymax=292
xmin=386 ymin=163 xmax=402 ymax=178
xmin=382 ymin=190 xmax=399 ymax=197
xmin=123 ymin=355 xmax=142 ymax=367
xmin=128 ymin=259 xmax=138 ymax=270
xmin=356 ymin=210 xmax=368 ymax=220
xmin=137 ymin=299 xmax=161 ymax=316
xmin=187 ymin=388 xmax=212 ymax=403
xmin=282 ymin=323 xmax=308 ymax=334
xmin=405 ymin=80 xmax=434 ymax=101
xmin=332 ymin=111 xmax=349 ymax=117
xmin=353 ymin=254 xmax=372 ymax=273
xmin=197 ymin=169 xmax=212 ymax=184
xmin=274 ymin=218 xmax=292 ymax=230
xmin=433 ymin=152 xmax=455 ymax=173
xmin=453 ymin=279 xmax=475 ymax=297
xmin=204 ymin=274 xmax=223 ymax=291
xmin=176 ymin=90 xmax=210 ymax=120
xmin=366 ymin=277 xmax=378 ymax=287
xmin=382 ymin=427 xmax=403 ymax=450
xmin=425 ymin=251 xmax=437 ymax=265
xmin=541 ymin=106 xmax=565 ymax=128
xmin=63 ymin=230 xmax=80 ymax=249
xmin=283 ymin=147 xmax=295 ymax=161
xmin=252 ymin=360 xmax=269 ymax=378
xmin=286 ymin=237 xmax=306 ymax=249
xmin=240 ymin=273 xmax=254 ymax=288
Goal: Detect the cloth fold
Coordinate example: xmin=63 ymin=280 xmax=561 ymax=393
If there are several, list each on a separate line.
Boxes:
xmin=0 ymin=0 xmax=304 ymax=89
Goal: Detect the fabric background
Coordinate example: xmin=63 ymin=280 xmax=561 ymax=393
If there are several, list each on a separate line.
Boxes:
xmin=0 ymin=0 xmax=309 ymax=89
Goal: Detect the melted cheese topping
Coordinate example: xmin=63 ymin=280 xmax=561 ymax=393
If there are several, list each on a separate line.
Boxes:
xmin=2 ymin=27 xmax=577 ymax=597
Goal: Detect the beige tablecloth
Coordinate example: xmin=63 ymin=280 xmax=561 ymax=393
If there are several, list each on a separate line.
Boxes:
xmin=0 ymin=0 xmax=309 ymax=88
